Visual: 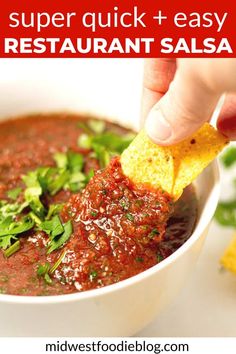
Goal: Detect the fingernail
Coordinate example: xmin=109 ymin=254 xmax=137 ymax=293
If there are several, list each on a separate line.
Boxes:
xmin=217 ymin=116 xmax=236 ymax=140
xmin=145 ymin=109 xmax=172 ymax=142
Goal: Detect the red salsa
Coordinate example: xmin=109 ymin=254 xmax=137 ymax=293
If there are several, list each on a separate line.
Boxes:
xmin=0 ymin=114 xmax=197 ymax=296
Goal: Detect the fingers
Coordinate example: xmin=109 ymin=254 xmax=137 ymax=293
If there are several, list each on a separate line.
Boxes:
xmin=141 ymin=58 xmax=176 ymax=126
xmin=217 ymin=94 xmax=236 ymax=140
xmin=145 ymin=60 xmax=223 ymax=145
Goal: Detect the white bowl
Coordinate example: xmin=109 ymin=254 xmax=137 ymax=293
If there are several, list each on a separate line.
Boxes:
xmin=0 ymin=60 xmax=220 ymax=336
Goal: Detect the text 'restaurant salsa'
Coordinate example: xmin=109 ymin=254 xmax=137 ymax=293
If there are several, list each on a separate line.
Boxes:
xmin=0 ymin=114 xmax=197 ymax=296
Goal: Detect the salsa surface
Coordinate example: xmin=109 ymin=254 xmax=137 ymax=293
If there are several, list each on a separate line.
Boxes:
xmin=0 ymin=114 xmax=197 ymax=296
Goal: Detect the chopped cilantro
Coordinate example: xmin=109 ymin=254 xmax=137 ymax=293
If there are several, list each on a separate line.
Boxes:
xmin=148 ymin=228 xmax=160 ymax=239
xmin=78 ymin=134 xmax=92 ymax=149
xmin=29 ymin=212 xmax=42 ymax=226
xmin=47 ymin=220 xmax=73 ymax=254
xmin=77 ymin=127 xmax=135 ymax=169
xmin=68 ymin=171 xmax=86 ymax=192
xmin=44 ymin=273 xmax=53 ymax=285
xmin=40 ymin=215 xmax=64 ymax=239
xmin=157 ymin=253 xmax=164 ymax=263
xmin=0 ymin=201 xmax=28 ymax=221
xmin=0 ymin=235 xmax=16 ymax=250
xmin=46 ymin=204 xmax=64 ymax=220
xmin=77 ymin=121 xmax=93 ymax=135
xmin=125 ymin=213 xmax=134 ymax=222
xmin=86 ymin=169 xmax=94 ymax=182
xmin=136 ymin=256 xmax=144 ymax=262
xmin=37 ymin=263 xmax=50 ymax=276
xmin=0 ymin=204 xmax=33 ymax=254
xmin=92 ymin=143 xmax=111 ymax=168
xmin=88 ymin=119 xmax=106 ymax=134
xmin=37 ymin=263 xmax=52 ymax=285
xmin=67 ymin=151 xmax=84 ymax=172
xmin=92 ymin=132 xmax=135 ymax=154
xmin=49 ymin=251 xmax=67 ymax=274
xmin=48 ymin=169 xmax=70 ymax=196
xmin=0 ymin=121 xmax=135 ymax=280
xmin=53 ymin=152 xmax=68 ymax=169
xmin=7 ymin=187 xmax=22 ymax=201
xmin=89 ymin=270 xmax=98 ymax=281
xmin=24 ymin=185 xmax=45 ymax=218
xmin=0 ymin=215 xmax=34 ymax=237
xmin=119 ymin=199 xmax=129 ymax=210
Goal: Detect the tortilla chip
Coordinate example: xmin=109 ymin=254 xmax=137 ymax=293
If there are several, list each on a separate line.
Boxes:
xmin=121 ymin=123 xmax=228 ymax=199
xmin=221 ymin=234 xmax=236 ymax=274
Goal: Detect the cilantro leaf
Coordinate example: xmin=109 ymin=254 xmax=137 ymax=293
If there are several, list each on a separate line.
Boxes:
xmin=67 ymin=171 xmax=86 ymax=192
xmin=221 ymin=146 xmax=236 ymax=168
xmin=92 ymin=143 xmax=111 ymax=168
xmin=0 ymin=201 xmax=28 ymax=221
xmin=47 ymin=169 xmax=70 ymax=196
xmin=47 ymin=220 xmax=73 ymax=254
xmin=7 ymin=187 xmax=22 ymax=201
xmin=77 ymin=128 xmax=135 ymax=169
xmin=24 ymin=186 xmax=45 ymax=218
xmin=23 ymin=169 xmax=47 ymax=218
xmin=37 ymin=262 xmax=52 ymax=284
xmin=49 ymin=250 xmax=67 ymax=274
xmin=87 ymin=120 xmax=106 ymax=134
xmin=67 ymin=151 xmax=84 ymax=172
xmin=92 ymin=132 xmax=135 ymax=154
xmin=0 ymin=235 xmax=17 ymax=250
xmin=0 ymin=215 xmax=34 ymax=237
xmin=46 ymin=204 xmax=64 ymax=220
xmin=37 ymin=263 xmax=50 ymax=276
xmin=3 ymin=240 xmax=21 ymax=258
xmin=78 ymin=134 xmax=92 ymax=149
xmin=53 ymin=152 xmax=68 ymax=169
xmin=40 ymin=215 xmax=64 ymax=239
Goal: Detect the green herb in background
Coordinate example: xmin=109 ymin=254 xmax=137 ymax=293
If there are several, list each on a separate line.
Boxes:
xmin=215 ymin=201 xmax=236 ymax=227
xmin=221 ymin=146 xmax=236 ymax=168
xmin=77 ymin=120 xmax=135 ymax=169
xmin=215 ymin=145 xmax=236 ymax=227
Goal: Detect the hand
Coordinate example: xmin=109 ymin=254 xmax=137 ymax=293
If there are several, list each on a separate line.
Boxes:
xmin=142 ymin=58 xmax=236 ymax=145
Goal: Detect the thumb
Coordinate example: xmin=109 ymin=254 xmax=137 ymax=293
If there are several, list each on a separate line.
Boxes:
xmin=145 ymin=69 xmax=222 ymax=145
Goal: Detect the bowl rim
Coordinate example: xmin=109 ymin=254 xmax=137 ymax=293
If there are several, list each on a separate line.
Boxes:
xmin=0 ymin=158 xmax=220 ymax=304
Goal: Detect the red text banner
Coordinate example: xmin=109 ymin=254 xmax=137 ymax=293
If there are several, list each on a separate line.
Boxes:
xmin=0 ymin=0 xmax=235 ymax=57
